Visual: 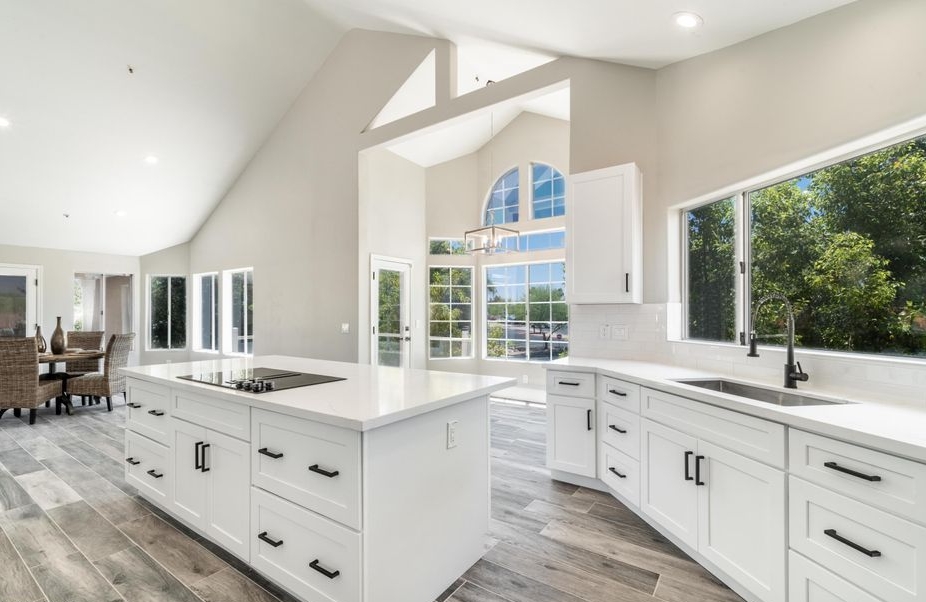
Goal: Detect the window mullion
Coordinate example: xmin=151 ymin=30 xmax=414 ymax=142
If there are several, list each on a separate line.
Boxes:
xmin=735 ymin=192 xmax=747 ymax=345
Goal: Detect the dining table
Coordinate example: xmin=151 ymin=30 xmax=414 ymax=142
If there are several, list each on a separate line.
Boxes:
xmin=39 ymin=349 xmax=105 ymax=414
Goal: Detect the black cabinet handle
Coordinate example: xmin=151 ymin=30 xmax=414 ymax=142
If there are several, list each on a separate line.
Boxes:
xmin=309 ymin=464 xmax=339 ymax=478
xmin=200 ymin=444 xmax=210 ymax=473
xmin=127 ymin=403 xmax=142 ymax=409
xmin=607 ymin=388 xmax=628 ymax=397
xmin=586 ymin=409 xmax=593 ymax=431
xmin=257 ymin=531 xmax=284 ymax=548
xmin=258 ymin=447 xmax=284 ymax=459
xmin=309 ymin=559 xmax=340 ymax=579
xmin=824 ymin=461 xmax=882 ymax=482
xmin=125 ymin=457 xmax=141 ymax=466
xmin=558 ymin=381 xmax=580 ymax=387
xmin=684 ymin=451 xmax=694 ymax=481
xmin=147 ymin=409 xmax=164 ymax=417
xmin=625 ymin=273 xmax=629 ymax=293
xmin=146 ymin=469 xmax=163 ymax=479
xmin=824 ymin=529 xmax=881 ymax=557
xmin=608 ymin=424 xmax=627 ymax=434
xmin=608 ymin=467 xmax=627 ymax=479
xmin=195 ymin=442 xmax=203 ymax=470
xmin=695 ymin=455 xmax=705 ymax=486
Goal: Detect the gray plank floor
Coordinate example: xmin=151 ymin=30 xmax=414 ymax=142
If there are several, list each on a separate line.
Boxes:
xmin=0 ymin=398 xmax=742 ymax=602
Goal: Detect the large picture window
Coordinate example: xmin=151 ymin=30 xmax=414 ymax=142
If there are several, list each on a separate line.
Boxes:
xmin=149 ymin=276 xmax=186 ymax=350
xmin=684 ymin=134 xmax=926 ymax=356
xmin=428 ymin=267 xmax=473 ymax=359
xmin=486 ymin=262 xmax=567 ymax=361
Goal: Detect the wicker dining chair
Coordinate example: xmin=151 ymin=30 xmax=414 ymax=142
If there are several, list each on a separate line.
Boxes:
xmin=66 ymin=333 xmax=135 ymax=412
xmin=64 ymin=330 xmax=104 ymax=406
xmin=0 ymin=338 xmax=63 ymax=425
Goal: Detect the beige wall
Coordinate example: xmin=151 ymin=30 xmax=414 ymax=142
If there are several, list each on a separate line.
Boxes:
xmin=139 ymin=242 xmax=191 ymax=365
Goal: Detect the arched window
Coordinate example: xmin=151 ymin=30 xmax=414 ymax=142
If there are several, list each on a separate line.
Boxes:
xmin=484 ymin=167 xmax=519 ymax=225
xmin=531 ymin=162 xmax=566 ymax=219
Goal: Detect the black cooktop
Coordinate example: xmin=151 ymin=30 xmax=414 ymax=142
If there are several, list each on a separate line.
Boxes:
xmin=177 ymin=367 xmax=345 ymax=394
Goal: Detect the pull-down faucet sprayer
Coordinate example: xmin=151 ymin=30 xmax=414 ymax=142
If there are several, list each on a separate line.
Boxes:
xmin=747 ymin=293 xmax=809 ymax=389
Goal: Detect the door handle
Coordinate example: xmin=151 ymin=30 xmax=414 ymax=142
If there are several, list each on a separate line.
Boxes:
xmin=586 ymin=409 xmax=593 ymax=431
xmin=200 ymin=443 xmax=211 ymax=473
xmin=195 ymin=442 xmax=203 ymax=470
xmin=695 ymin=455 xmax=705 ymax=486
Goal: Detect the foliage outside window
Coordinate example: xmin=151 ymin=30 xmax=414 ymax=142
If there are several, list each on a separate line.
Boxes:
xmin=532 ymin=163 xmax=566 ymax=219
xmin=684 ymin=134 xmax=926 ymax=356
xmin=149 ymin=276 xmax=186 ymax=350
xmin=429 ymin=239 xmax=467 ymax=255
xmin=228 ymin=269 xmax=253 ymax=354
xmin=429 ymin=267 xmax=473 ymax=359
xmin=484 ymin=167 xmax=520 ymax=225
xmin=0 ymin=276 xmax=27 ymax=337
xmin=486 ymin=262 xmax=567 ymax=361
xmin=196 ymin=273 xmax=219 ymax=352
xmin=686 ymin=198 xmax=736 ymax=342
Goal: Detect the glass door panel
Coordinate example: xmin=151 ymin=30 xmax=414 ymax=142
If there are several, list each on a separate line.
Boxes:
xmin=371 ymin=258 xmax=411 ymax=368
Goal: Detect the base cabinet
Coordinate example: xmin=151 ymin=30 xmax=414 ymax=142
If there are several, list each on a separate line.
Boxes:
xmin=641 ymin=418 xmax=699 ymax=548
xmin=546 ymin=394 xmax=596 ymax=478
xmin=789 ymin=551 xmax=882 ymax=602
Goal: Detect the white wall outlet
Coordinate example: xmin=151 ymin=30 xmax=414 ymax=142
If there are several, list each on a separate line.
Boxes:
xmin=521 ymin=374 xmax=529 ymax=384
xmin=599 ymin=323 xmax=611 ymax=339
xmin=446 ymin=420 xmax=458 ymax=449
xmin=612 ymin=324 xmax=629 ymax=340
xmin=340 ymin=323 xmax=350 ymax=334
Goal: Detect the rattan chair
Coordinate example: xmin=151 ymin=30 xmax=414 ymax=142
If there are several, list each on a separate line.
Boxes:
xmin=64 ymin=330 xmax=104 ymax=406
xmin=66 ymin=333 xmax=135 ymax=412
xmin=0 ymin=338 xmax=63 ymax=425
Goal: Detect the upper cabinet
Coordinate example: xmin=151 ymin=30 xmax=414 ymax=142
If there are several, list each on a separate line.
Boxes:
xmin=566 ymin=163 xmax=643 ymax=304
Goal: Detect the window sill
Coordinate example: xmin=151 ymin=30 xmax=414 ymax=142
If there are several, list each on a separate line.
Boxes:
xmin=145 ymin=348 xmax=188 ymax=353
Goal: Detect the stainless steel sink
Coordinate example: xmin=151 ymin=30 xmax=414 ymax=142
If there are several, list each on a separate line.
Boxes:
xmin=674 ymin=378 xmax=848 ymax=407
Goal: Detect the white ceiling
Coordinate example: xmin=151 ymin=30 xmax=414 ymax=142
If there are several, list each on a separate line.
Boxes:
xmin=0 ymin=0 xmax=344 ymax=256
xmin=0 ymin=0 xmax=860 ymax=257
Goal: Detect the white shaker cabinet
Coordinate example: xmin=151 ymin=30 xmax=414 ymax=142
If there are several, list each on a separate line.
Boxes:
xmin=546 ymin=370 xmax=597 ymax=479
xmin=566 ymin=163 xmax=643 ymax=304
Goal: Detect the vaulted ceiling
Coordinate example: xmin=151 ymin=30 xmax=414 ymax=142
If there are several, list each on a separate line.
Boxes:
xmin=0 ymin=0 xmax=858 ymax=256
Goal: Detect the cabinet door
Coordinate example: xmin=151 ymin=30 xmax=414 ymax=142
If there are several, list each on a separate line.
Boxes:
xmin=546 ymin=395 xmax=596 ymax=477
xmin=698 ymin=440 xmax=786 ymax=602
xmin=205 ymin=429 xmax=250 ymax=562
xmin=170 ymin=418 xmax=208 ymax=530
xmin=641 ymin=419 xmax=698 ymax=548
xmin=567 ymin=163 xmax=642 ymax=304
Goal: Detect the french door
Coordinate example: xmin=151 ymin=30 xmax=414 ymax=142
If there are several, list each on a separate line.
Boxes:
xmin=0 ymin=264 xmax=39 ymax=338
xmin=370 ymin=257 xmax=411 ymax=368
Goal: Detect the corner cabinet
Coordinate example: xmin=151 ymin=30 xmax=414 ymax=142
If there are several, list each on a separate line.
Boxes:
xmin=546 ymin=371 xmax=596 ymax=479
xmin=566 ymin=163 xmax=643 ymax=304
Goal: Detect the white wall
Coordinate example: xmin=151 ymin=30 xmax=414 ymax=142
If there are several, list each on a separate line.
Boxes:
xmin=139 ymin=242 xmax=191 ymax=365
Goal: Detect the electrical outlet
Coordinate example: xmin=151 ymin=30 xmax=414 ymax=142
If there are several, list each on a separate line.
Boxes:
xmin=447 ymin=420 xmax=458 ymax=449
xmin=612 ymin=324 xmax=629 ymax=340
xmin=599 ymin=323 xmax=611 ymax=339
xmin=340 ymin=323 xmax=350 ymax=334
xmin=521 ymin=374 xmax=529 ymax=384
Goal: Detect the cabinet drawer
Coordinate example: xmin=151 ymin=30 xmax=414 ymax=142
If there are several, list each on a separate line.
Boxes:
xmin=600 ymin=443 xmax=640 ymax=507
xmin=251 ymin=408 xmax=361 ymax=529
xmin=125 ymin=431 xmax=170 ymax=505
xmin=642 ymin=387 xmax=785 ymax=468
xmin=598 ymin=401 xmax=640 ymax=460
xmin=598 ymin=376 xmax=641 ymax=413
xmin=789 ymin=551 xmax=882 ymax=602
xmin=126 ymin=380 xmax=171 ymax=445
xmin=547 ymin=371 xmax=595 ymax=398
xmin=173 ymin=389 xmax=250 ymax=441
xmin=790 ymin=476 xmax=926 ymax=602
xmin=791 ymin=429 xmax=926 ymax=525
xmin=251 ymin=487 xmax=360 ymax=602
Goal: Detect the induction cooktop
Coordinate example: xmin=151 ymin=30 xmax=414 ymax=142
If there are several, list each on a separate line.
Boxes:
xmin=177 ymin=367 xmax=345 ymax=394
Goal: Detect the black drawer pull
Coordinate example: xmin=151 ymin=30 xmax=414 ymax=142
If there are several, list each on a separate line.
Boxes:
xmin=695 ymin=455 xmax=705 ymax=486
xmin=127 ymin=403 xmax=142 ymax=409
xmin=557 ymin=381 xmax=580 ymax=387
xmin=608 ymin=388 xmax=627 ymax=397
xmin=684 ymin=451 xmax=694 ymax=481
xmin=608 ymin=424 xmax=627 ymax=434
xmin=309 ymin=464 xmax=339 ymax=478
xmin=146 ymin=469 xmax=163 ymax=479
xmin=824 ymin=461 xmax=882 ymax=482
xmin=608 ymin=467 xmax=627 ymax=479
xmin=125 ymin=457 xmax=141 ymax=466
xmin=258 ymin=531 xmax=283 ymax=548
xmin=258 ymin=447 xmax=284 ymax=459
xmin=309 ymin=559 xmax=340 ymax=579
xmin=824 ymin=529 xmax=881 ymax=557
xmin=147 ymin=409 xmax=165 ymax=417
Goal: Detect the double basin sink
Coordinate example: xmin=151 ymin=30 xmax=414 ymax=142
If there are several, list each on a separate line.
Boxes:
xmin=674 ymin=378 xmax=849 ymax=407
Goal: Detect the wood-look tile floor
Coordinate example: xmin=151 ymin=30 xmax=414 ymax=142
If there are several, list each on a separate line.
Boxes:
xmin=0 ymin=399 xmax=743 ymax=602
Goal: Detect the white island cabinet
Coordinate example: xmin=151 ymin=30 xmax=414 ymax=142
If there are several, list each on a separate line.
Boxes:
xmin=121 ymin=356 xmax=514 ymax=602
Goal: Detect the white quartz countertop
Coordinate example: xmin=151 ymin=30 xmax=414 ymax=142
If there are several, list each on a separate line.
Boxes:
xmin=122 ymin=355 xmax=515 ymax=431
xmin=550 ymin=357 xmax=926 ymax=464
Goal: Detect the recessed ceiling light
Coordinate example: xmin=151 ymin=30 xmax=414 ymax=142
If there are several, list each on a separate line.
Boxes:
xmin=144 ymin=155 xmax=159 ymax=165
xmin=114 ymin=210 xmax=128 ymax=217
xmin=674 ymin=11 xmax=704 ymax=29
xmin=0 ymin=116 xmax=10 ymax=128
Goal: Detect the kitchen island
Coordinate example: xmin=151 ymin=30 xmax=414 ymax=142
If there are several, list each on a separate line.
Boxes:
xmin=121 ymin=356 xmax=514 ymax=602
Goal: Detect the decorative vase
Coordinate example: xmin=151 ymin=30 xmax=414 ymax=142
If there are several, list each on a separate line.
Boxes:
xmin=50 ymin=317 xmax=66 ymax=354
xmin=35 ymin=325 xmax=47 ymax=353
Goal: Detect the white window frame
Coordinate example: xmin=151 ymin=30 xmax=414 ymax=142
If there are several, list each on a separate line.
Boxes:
xmin=428 ymin=265 xmax=475 ymax=360
xmin=222 ymin=267 xmax=253 ymax=356
xmin=529 ymin=161 xmax=567 ymax=220
xmin=0 ymin=263 xmax=42 ymax=337
xmin=193 ymin=272 xmax=220 ymax=353
xmin=147 ymin=274 xmax=187 ymax=351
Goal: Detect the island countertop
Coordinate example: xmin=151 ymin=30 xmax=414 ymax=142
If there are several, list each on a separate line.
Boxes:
xmin=122 ymin=355 xmax=515 ymax=431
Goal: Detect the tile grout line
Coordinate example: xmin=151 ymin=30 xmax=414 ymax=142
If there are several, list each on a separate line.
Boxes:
xmin=0 ymin=510 xmax=50 ymax=602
